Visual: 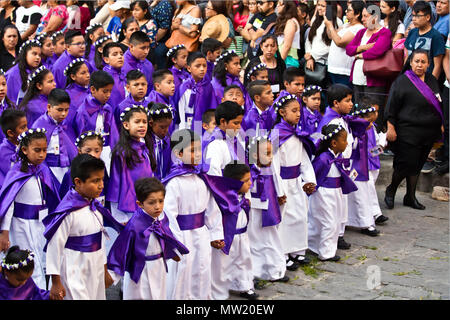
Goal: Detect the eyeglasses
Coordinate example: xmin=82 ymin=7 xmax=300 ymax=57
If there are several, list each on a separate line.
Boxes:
xmin=70 ymin=42 xmax=86 ymax=47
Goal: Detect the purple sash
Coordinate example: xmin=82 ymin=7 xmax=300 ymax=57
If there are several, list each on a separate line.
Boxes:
xmin=145 ymin=253 xmax=163 ymax=261
xmin=235 ymin=226 xmax=247 ymax=234
xmin=13 ymin=202 xmax=47 ymax=220
xmin=65 ymin=231 xmax=102 ymax=252
xmin=280 ymin=165 xmax=301 ymax=180
xmin=176 ymin=211 xmax=206 ymax=231
xmin=321 ymin=177 xmax=341 ymax=189
xmin=405 ymin=70 xmax=443 ymax=122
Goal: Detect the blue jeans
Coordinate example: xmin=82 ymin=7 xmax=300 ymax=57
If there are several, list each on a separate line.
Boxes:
xmin=328 ymin=72 xmax=351 ymax=87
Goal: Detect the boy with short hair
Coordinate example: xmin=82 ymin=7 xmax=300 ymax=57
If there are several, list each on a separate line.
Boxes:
xmin=102 ymin=42 xmax=126 ymax=108
xmin=148 ymin=69 xmax=176 ymax=107
xmin=271 ymin=67 xmax=306 ymax=120
xmin=222 ymin=85 xmax=245 ymax=107
xmin=200 ymin=38 xmax=223 ymax=80
xmin=43 ymin=154 xmax=124 ymax=300
xmin=0 ymin=109 xmax=28 ymax=185
xmin=32 ymin=88 xmax=78 ymax=183
xmin=201 ymin=109 xmax=216 ymax=144
xmin=242 ymin=80 xmax=274 ymax=134
xmin=74 ymin=70 xmax=119 ymax=175
xmin=122 ymin=31 xmax=154 ymax=94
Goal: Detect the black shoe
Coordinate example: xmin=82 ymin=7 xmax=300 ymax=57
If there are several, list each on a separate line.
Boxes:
xmin=403 ymin=196 xmax=426 ymax=210
xmin=319 ymin=255 xmax=340 ymax=262
xmin=361 ymin=228 xmax=380 ymax=237
xmin=384 ymin=186 xmax=395 ymax=209
xmin=239 ymin=289 xmax=259 ymax=300
xmin=375 ymin=215 xmax=389 ymax=225
xmin=337 ymin=236 xmax=351 ymax=250
xmin=290 ymin=254 xmax=311 ymax=265
xmin=421 ymin=159 xmax=436 ymax=173
xmin=286 ymin=257 xmax=300 ymax=271
xmin=270 ymin=275 xmax=290 ymax=283
xmin=435 ymin=161 xmax=449 ymax=175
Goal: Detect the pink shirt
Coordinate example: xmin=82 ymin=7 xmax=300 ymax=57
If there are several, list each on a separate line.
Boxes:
xmin=40 ymin=4 xmax=68 ymax=32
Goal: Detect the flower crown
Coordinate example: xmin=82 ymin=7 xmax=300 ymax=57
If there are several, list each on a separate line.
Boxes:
xmin=166 ymin=44 xmax=185 ymax=57
xmin=274 ymin=94 xmax=298 ymax=113
xmin=303 ymin=85 xmax=322 ymax=96
xmin=0 ymin=69 xmax=4 ymax=76
xmin=247 ymin=134 xmax=271 ymax=151
xmin=94 ymin=35 xmax=111 ymax=47
xmin=35 ymin=33 xmax=48 ymax=43
xmin=75 ymin=131 xmax=105 ymax=147
xmin=120 ymin=105 xmax=149 ymax=122
xmin=321 ymin=124 xmax=345 ymax=141
xmin=27 ymin=66 xmax=48 ymax=85
xmin=148 ymin=104 xmax=174 ymax=117
xmin=64 ymin=58 xmax=86 ymax=76
xmin=19 ymin=39 xmax=41 ymax=54
xmin=1 ymin=250 xmax=35 ymax=271
xmin=18 ymin=128 xmax=47 ymax=143
xmin=246 ymin=63 xmax=267 ymax=80
xmin=86 ymin=23 xmax=103 ymax=34
xmin=352 ymin=104 xmax=376 ymax=116
xmin=50 ymin=30 xmax=64 ymax=41
xmin=214 ymin=50 xmax=236 ymax=65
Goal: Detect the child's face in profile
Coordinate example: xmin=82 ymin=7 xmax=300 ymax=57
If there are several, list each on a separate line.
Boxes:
xmin=187 ymin=57 xmax=207 ymax=82
xmin=331 ymin=130 xmax=348 ymax=154
xmin=91 ymin=84 xmax=113 ymax=105
xmin=0 ymin=75 xmax=6 ymax=101
xmin=173 ymin=48 xmax=188 ymax=69
xmin=238 ymin=172 xmax=252 ymax=194
xmin=126 ymin=76 xmax=148 ymax=101
xmin=22 ymin=138 xmax=47 ymax=166
xmin=54 ymin=38 xmax=65 ymax=56
xmin=220 ymin=115 xmax=243 ymax=137
xmin=207 ymin=48 xmax=222 ymax=62
xmin=123 ymin=111 xmax=148 ymax=140
xmin=130 ymin=42 xmax=150 ymax=60
xmin=37 ymin=73 xmax=56 ymax=96
xmin=284 ymin=76 xmax=305 ymax=98
xmin=254 ymin=140 xmax=273 ymax=167
xmin=70 ymin=63 xmax=90 ymax=87
xmin=334 ymin=94 xmax=353 ymax=115
xmin=225 ymin=56 xmax=242 ymax=77
xmin=256 ymin=84 xmax=274 ymax=108
xmin=280 ymin=100 xmax=301 ymax=126
xmin=78 ymin=138 xmax=103 ymax=159
xmin=8 ymin=117 xmax=28 ymax=144
xmin=177 ymin=140 xmax=202 ymax=166
xmin=4 ymin=269 xmax=32 ymax=288
xmin=202 ymin=117 xmax=216 ymax=133
xmin=138 ymin=191 xmax=165 ymax=219
xmin=74 ymin=169 xmax=104 ymax=200
xmin=47 ymin=102 xmax=70 ymax=123
xmin=150 ymin=118 xmax=172 ymax=139
xmin=155 ymin=74 xmax=175 ymax=97
xmin=103 ymin=47 xmax=124 ymax=69
xmin=303 ymin=92 xmax=321 ymax=111
xmin=222 ymin=88 xmax=245 ymax=106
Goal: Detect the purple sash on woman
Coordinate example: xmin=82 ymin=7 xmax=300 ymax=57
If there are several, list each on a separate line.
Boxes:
xmin=272 ymin=118 xmax=315 ymax=159
xmin=405 ymin=70 xmax=444 ymax=123
xmin=250 ymin=165 xmax=282 ymax=227
xmin=107 ymin=208 xmax=189 ymax=283
xmin=0 ymin=273 xmax=49 ymax=300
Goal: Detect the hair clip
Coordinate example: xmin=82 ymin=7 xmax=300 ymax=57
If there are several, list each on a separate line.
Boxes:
xmin=75 ymin=131 xmax=105 ymax=147
xmin=148 ymin=104 xmax=174 ymax=117
xmin=303 ymin=85 xmax=323 ymax=96
xmin=94 ymin=35 xmax=112 ymax=47
xmin=19 ymin=39 xmax=41 ymax=54
xmin=274 ymin=94 xmax=298 ymax=114
xmin=86 ymin=23 xmax=103 ymax=34
xmin=321 ymin=124 xmax=345 ymax=141
xmin=27 ymin=66 xmax=48 ymax=85
xmin=214 ymin=50 xmax=236 ymax=65
xmin=246 ymin=63 xmax=267 ymax=80
xmin=1 ymin=250 xmax=35 ymax=271
xmin=247 ymin=134 xmax=271 ymax=151
xmin=166 ymin=44 xmax=186 ymax=57
xmin=120 ymin=105 xmax=149 ymax=122
xmin=64 ymin=58 xmax=86 ymax=76
xmin=50 ymin=30 xmax=64 ymax=41
xmin=18 ymin=128 xmax=47 ymax=143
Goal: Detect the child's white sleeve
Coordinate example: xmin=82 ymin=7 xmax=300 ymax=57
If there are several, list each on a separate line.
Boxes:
xmin=300 ymin=146 xmax=317 ymax=186
xmin=46 ymin=213 xmax=74 ymax=276
xmin=270 ymin=148 xmax=286 ymax=197
xmin=205 ymin=141 xmax=226 ymax=177
xmin=0 ymin=203 xmax=14 ymax=231
xmin=204 ymin=189 xmax=224 ymax=241
xmin=162 ymin=180 xmax=183 ymax=241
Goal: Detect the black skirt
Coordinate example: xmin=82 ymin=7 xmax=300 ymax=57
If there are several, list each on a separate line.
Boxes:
xmin=391 ymin=140 xmax=433 ymax=176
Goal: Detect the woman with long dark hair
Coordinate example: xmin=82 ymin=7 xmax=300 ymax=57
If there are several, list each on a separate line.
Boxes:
xmin=379 ymin=0 xmax=405 ymax=45
xmin=0 ymin=25 xmax=22 ymax=72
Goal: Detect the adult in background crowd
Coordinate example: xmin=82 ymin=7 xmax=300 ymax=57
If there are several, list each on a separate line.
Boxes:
xmin=90 ymin=0 xmax=115 ymax=30
xmin=38 ymin=0 xmax=69 ymax=34
xmin=107 ymin=0 xmax=132 ymax=40
xmin=117 ymin=17 xmax=139 ymax=53
xmin=202 ymin=0 xmax=234 ymax=49
xmin=379 ymin=0 xmax=405 ymax=46
xmin=0 ymin=24 xmax=21 ymax=72
xmin=0 ymin=0 xmax=18 ymax=31
xmin=14 ymin=0 xmax=42 ymax=41
xmin=148 ymin=0 xmax=174 ymax=69
xmin=434 ymin=0 xmax=449 ymax=38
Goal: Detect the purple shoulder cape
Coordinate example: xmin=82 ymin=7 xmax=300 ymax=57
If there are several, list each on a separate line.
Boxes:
xmin=25 ymin=94 xmax=49 ymax=127
xmin=153 ymin=134 xmax=173 ymax=180
xmin=0 ymin=162 xmax=61 ymax=224
xmin=122 ymin=50 xmax=154 ymax=94
xmin=5 ymin=65 xmax=29 ymax=105
xmin=367 ymin=126 xmax=380 ymax=170
xmin=0 ymin=139 xmax=17 ymax=186
xmin=301 ymin=106 xmax=323 ymax=135
xmin=170 ymin=66 xmax=190 ymax=89
xmin=65 ymin=83 xmax=90 ymax=128
xmin=350 ymin=129 xmax=370 ymax=181
xmin=271 ymin=119 xmax=315 ymax=159
xmin=107 ymin=208 xmax=189 ymax=283
xmin=241 ymin=104 xmax=274 ymax=133
xmin=211 ymin=74 xmax=249 ymax=108
xmin=0 ymin=273 xmax=49 ymax=300
xmin=202 ymin=127 xmax=247 ymax=165
xmin=52 ymin=51 xmax=77 ymax=89
xmin=43 ymin=187 xmax=124 ymax=245
xmin=103 ymin=64 xmax=126 ymax=109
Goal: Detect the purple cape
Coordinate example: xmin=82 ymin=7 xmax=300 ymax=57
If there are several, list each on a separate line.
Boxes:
xmin=162 ymin=163 xmax=246 ymax=255
xmin=173 ymin=75 xmax=218 ymax=128
xmin=116 ymin=95 xmax=149 ymax=128
xmin=59 ymin=168 xmax=109 ymax=200
xmin=301 ymin=106 xmax=323 ymax=135
xmin=43 ymin=187 xmax=124 ymax=245
xmin=271 ymin=119 xmax=315 ymax=159
xmin=122 ymin=50 xmax=154 ymax=94
xmin=106 ymin=139 xmax=154 ymax=213
xmin=0 ymin=138 xmax=17 ymax=186
xmin=65 ymin=83 xmax=90 ymax=128
xmin=312 ymin=150 xmax=358 ymax=194
xmin=25 ymin=94 xmax=49 ymax=127
xmin=350 ymin=129 xmax=370 ymax=181
xmin=202 ymin=127 xmax=248 ymax=165
xmin=52 ymin=51 xmax=78 ymax=89
xmin=32 ymin=113 xmax=78 ymax=167
xmin=41 ymin=56 xmax=53 ymax=69
xmin=211 ymin=73 xmax=249 ymax=109
xmin=73 ymin=94 xmax=119 ymax=148
xmin=0 ymin=162 xmax=61 ymax=224
xmin=169 ymin=66 xmax=190 ymax=89
xmin=147 ymin=90 xmax=176 ymax=135
xmin=206 ymin=60 xmax=214 ymax=82
xmin=249 ymin=165 xmax=282 ymax=227
xmin=367 ymin=126 xmax=380 ymax=170
xmin=0 ymin=273 xmax=49 ymax=300
xmin=5 ymin=65 xmax=31 ymax=105
xmin=270 ymin=90 xmax=303 ymax=123
xmin=241 ymin=103 xmax=274 ymax=133
xmin=103 ymin=64 xmax=126 ymax=110
xmin=107 ymin=208 xmax=189 ymax=283
xmin=153 ymin=134 xmax=172 ymax=180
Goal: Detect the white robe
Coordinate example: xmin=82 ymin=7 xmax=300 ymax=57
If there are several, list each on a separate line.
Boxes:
xmin=1 ymin=175 xmax=48 ymax=289
xmin=211 ymin=202 xmax=253 ymax=300
xmin=163 ymin=173 xmax=224 ymax=300
xmin=369 ymin=170 xmax=383 ymax=219
xmin=45 ymin=205 xmax=108 ymax=300
xmin=308 ymin=158 xmax=347 ymax=260
xmin=347 ymin=179 xmax=376 ymax=228
xmin=47 ymin=128 xmax=70 ymax=184
xmin=273 ymin=135 xmax=316 ymax=255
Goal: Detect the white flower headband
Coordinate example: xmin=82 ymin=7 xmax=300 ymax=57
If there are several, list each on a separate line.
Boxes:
xmin=352 ymin=105 xmax=376 ymax=116
xmin=18 ymin=128 xmax=47 ymax=143
xmin=75 ymin=131 xmax=105 ymax=147
xmin=64 ymin=58 xmax=86 ymax=76
xmin=166 ymin=44 xmax=185 ymax=57
xmin=1 ymin=250 xmax=35 ymax=271
xmin=27 ymin=66 xmax=48 ymax=85
xmin=0 ymin=69 xmax=4 ymax=76
xmin=248 ymin=134 xmax=271 ymax=151
xmin=321 ymin=124 xmax=345 ymax=141
xmin=274 ymin=94 xmax=298 ymax=114
xmin=148 ymin=104 xmax=174 ymax=117
xmin=36 ymin=33 xmax=48 ymax=43
xmin=246 ymin=63 xmax=267 ymax=80
xmin=50 ymin=30 xmax=64 ymax=42
xmin=94 ymin=35 xmax=112 ymax=47
xmin=303 ymin=85 xmax=322 ymax=96
xmin=120 ymin=105 xmax=149 ymax=122
xmin=86 ymin=23 xmax=102 ymax=34
xmin=214 ymin=50 xmax=236 ymax=66
xmin=19 ymin=39 xmax=41 ymax=54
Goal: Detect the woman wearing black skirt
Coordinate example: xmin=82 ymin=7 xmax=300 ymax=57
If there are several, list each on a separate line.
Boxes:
xmin=384 ymin=49 xmax=444 ymax=210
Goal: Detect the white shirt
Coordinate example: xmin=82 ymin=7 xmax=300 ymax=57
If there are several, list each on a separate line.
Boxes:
xmin=352 ymin=30 xmax=372 ymax=86
xmin=305 ymin=17 xmax=343 ymax=65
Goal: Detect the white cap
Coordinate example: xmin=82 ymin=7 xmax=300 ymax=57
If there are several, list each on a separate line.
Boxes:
xmin=110 ymin=0 xmax=131 ymax=11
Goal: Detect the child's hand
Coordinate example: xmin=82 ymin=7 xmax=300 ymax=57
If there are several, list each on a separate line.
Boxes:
xmin=210 ymin=240 xmax=225 ymax=249
xmin=49 ymin=276 xmax=66 ymax=300
xmin=0 ymin=231 xmax=10 ymax=253
xmin=104 ymin=266 xmax=113 ymax=289
xmin=303 ymin=183 xmax=317 ymax=195
xmin=172 ymin=255 xmax=181 ymax=262
xmin=277 ymin=195 xmax=287 ymax=206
